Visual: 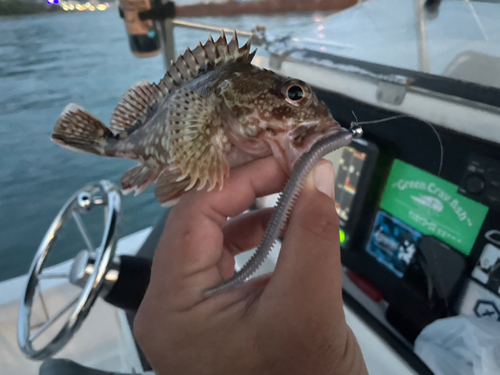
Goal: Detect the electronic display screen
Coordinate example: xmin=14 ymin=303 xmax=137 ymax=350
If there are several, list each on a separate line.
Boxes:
xmin=366 ymin=211 xmax=421 ymax=278
xmin=376 ymin=159 xmax=489 ymax=256
xmin=323 ymin=146 xmax=367 ymax=223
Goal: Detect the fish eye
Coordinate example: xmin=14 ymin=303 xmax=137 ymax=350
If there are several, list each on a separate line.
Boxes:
xmin=282 ymin=80 xmax=312 ymax=107
xmin=287 ymin=85 xmax=304 ymax=101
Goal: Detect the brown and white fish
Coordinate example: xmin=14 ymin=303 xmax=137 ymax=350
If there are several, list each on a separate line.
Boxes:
xmin=51 ymin=32 xmax=342 ymax=206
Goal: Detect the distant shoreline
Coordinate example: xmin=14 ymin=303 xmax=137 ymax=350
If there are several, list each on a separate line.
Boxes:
xmin=0 ymin=0 xmax=63 ymax=17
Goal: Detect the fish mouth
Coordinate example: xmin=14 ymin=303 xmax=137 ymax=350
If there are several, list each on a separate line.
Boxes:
xmin=266 ymin=118 xmax=342 ymax=174
xmin=290 ymin=119 xmax=341 ymax=149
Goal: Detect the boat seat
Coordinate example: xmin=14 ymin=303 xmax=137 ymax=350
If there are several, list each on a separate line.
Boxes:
xmin=39 ymin=359 xmax=139 ymax=375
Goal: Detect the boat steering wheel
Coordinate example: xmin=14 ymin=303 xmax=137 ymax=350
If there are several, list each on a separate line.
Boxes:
xmin=18 ymin=180 xmax=122 ymax=360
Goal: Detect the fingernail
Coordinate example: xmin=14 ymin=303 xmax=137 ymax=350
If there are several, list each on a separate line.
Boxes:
xmin=313 ymin=162 xmax=335 ymax=199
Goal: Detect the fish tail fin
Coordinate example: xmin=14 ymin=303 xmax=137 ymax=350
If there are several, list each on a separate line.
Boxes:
xmin=51 ymin=104 xmax=113 ymax=156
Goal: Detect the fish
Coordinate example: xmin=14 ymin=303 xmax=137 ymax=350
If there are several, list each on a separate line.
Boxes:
xmin=51 ymin=32 xmax=342 ymax=206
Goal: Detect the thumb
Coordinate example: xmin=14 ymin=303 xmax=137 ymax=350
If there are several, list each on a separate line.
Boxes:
xmin=264 ymin=160 xmax=344 ymax=307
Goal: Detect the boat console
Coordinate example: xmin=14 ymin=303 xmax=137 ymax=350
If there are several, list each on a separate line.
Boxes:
xmin=298 ymin=89 xmax=500 ymax=343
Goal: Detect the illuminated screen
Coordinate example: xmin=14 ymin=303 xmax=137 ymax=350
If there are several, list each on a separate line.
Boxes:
xmin=378 ymin=160 xmax=489 ymax=256
xmin=323 ymin=146 xmax=367 ymax=223
xmin=366 ymin=210 xmax=421 ymax=278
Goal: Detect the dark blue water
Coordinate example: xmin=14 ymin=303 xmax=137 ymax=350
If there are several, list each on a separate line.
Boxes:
xmin=0 ymin=10 xmax=324 ymax=281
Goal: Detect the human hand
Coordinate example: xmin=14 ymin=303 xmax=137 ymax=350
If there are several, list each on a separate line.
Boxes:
xmin=134 ymin=157 xmax=368 ymax=375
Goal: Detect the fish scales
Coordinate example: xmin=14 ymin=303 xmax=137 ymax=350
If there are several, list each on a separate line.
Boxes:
xmin=51 ymin=32 xmax=343 ymax=205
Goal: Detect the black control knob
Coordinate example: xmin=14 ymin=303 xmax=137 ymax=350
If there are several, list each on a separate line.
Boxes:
xmin=465 ymin=174 xmax=485 ymax=194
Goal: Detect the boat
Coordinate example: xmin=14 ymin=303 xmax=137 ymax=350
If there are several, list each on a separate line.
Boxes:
xmin=1 ymin=0 xmax=500 ymax=374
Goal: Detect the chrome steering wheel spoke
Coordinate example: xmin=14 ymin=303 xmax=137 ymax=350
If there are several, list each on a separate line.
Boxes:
xmin=71 ymin=211 xmax=96 ymax=253
xmin=29 ymin=294 xmax=80 ymax=342
xmin=17 ymin=180 xmax=122 ymax=360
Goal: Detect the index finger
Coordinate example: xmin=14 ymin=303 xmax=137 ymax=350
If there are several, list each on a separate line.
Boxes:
xmin=150 ymin=157 xmax=288 ymax=307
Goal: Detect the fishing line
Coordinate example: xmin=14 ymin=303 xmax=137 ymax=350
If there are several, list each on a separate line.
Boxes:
xmin=350 ymin=111 xmax=444 ymax=177
xmin=351 ymin=111 xmax=450 ymax=316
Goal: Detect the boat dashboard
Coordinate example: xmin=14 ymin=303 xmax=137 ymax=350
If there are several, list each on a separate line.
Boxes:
xmin=257 ymin=81 xmax=500 ymax=339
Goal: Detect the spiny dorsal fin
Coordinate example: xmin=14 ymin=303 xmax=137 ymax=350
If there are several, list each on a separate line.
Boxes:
xmin=158 ymin=32 xmax=255 ymax=95
xmin=167 ymin=88 xmax=229 ymax=192
xmin=110 ymin=80 xmax=163 ymax=135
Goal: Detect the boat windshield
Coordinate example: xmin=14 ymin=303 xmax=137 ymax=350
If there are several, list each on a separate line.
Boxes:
xmin=279 ymin=0 xmax=500 ymax=89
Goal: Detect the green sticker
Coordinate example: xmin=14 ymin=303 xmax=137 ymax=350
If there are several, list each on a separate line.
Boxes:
xmin=380 ymin=160 xmax=489 ymax=255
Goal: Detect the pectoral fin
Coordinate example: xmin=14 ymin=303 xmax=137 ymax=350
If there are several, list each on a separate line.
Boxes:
xmin=154 ymin=169 xmax=190 ymax=206
xmin=121 ymin=164 xmax=160 ymax=196
xmin=167 ymin=88 xmax=229 ymax=192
